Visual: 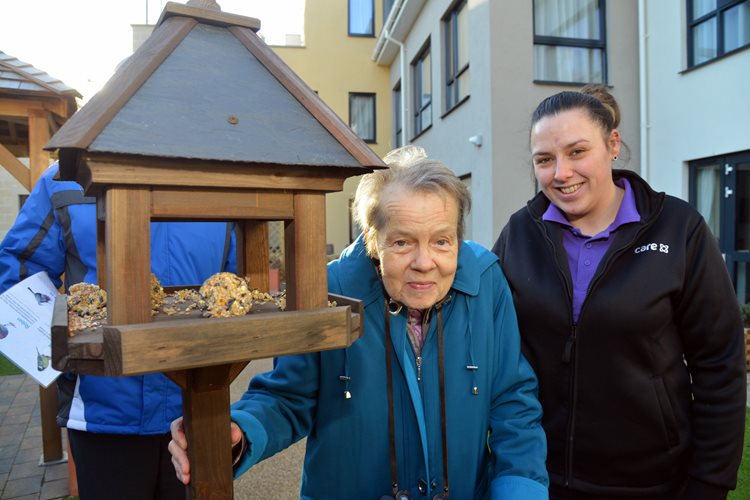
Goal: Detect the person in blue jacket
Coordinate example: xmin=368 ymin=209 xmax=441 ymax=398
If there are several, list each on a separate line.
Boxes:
xmin=0 ymin=162 xmax=236 ymax=500
xmin=169 ymin=145 xmax=549 ymax=499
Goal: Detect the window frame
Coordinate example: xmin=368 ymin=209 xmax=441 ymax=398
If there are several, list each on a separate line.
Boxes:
xmin=689 ymin=150 xmax=750 ymax=302
xmin=412 ymin=40 xmax=432 ymax=139
xmin=348 ymin=0 xmax=375 ymax=37
xmin=532 ymin=0 xmax=608 ymax=85
xmin=348 ymin=92 xmax=377 ymax=144
xmin=444 ymin=0 xmax=470 ymax=113
xmin=687 ymin=0 xmax=750 ymax=68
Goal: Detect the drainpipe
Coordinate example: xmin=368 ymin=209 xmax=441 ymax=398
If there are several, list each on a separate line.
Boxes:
xmin=384 ymin=29 xmax=407 ymax=147
xmin=638 ymin=0 xmax=650 ymax=183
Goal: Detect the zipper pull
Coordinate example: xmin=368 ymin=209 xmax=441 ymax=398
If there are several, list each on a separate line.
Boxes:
xmin=416 ymin=355 xmax=422 ymax=381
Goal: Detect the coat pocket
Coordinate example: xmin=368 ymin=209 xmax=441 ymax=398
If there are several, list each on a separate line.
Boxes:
xmin=652 ymin=376 xmax=679 ymax=448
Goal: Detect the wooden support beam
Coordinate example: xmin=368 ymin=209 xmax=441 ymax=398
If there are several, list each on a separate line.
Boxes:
xmin=183 ymin=365 xmax=234 ymax=500
xmin=237 ymin=221 xmax=270 ymax=291
xmin=284 ymin=193 xmax=328 ymax=311
xmin=0 ymin=97 xmax=67 ymax=118
xmin=28 ymin=108 xmax=50 ymax=186
xmin=0 ymin=142 xmax=30 ymax=190
xmin=105 ymin=187 xmax=151 ymax=325
xmin=38 ymin=385 xmax=63 ymax=463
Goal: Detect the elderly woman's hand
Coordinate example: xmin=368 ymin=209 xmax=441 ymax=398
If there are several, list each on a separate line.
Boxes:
xmin=168 ymin=416 xmax=245 ymax=485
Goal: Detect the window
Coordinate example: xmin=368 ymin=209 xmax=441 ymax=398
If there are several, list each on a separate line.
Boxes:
xmin=349 ymin=0 xmax=374 ymax=36
xmin=349 ymin=93 xmax=376 ymax=143
xmin=393 ymin=82 xmax=403 ymax=148
xmin=690 ymin=150 xmax=750 ymax=302
xmin=413 ymin=42 xmax=432 ymax=137
xmin=688 ymin=0 xmax=750 ymax=67
xmin=533 ymin=0 xmax=606 ymax=84
xmin=444 ymin=0 xmax=469 ymax=111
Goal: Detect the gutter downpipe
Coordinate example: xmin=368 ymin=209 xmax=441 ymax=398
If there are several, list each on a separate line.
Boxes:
xmin=384 ymin=28 xmax=408 ymax=148
xmin=638 ymin=0 xmax=650 ymax=183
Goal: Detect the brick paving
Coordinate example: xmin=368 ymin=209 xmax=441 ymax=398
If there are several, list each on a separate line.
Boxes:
xmin=0 ymin=375 xmax=69 ymax=500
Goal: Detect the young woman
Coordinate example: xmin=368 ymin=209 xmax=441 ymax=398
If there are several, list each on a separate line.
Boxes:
xmin=493 ymin=85 xmax=745 ymax=500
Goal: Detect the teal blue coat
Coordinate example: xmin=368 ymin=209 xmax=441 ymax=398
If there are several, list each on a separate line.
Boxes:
xmin=231 ymin=237 xmax=548 ymax=499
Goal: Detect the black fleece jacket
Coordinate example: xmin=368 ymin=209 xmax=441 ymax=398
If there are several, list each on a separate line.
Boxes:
xmin=493 ymin=170 xmax=746 ymax=498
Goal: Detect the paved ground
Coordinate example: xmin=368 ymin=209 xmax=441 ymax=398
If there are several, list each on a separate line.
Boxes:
xmin=2 ymin=365 xmax=748 ymax=499
xmin=0 ymin=358 xmax=304 ymax=499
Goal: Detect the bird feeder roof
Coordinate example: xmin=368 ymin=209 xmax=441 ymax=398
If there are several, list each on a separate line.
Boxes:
xmin=46 ymin=0 xmax=384 ymax=178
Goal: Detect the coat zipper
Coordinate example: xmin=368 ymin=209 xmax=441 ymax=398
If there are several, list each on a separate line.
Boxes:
xmin=527 ymin=174 xmax=664 ymax=488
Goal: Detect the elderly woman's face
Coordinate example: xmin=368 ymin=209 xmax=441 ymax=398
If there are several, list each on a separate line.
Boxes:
xmin=375 ymin=188 xmax=459 ymax=310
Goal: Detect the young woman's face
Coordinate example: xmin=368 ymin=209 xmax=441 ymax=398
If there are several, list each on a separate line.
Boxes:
xmin=375 ymin=189 xmax=459 ymax=310
xmin=531 ymin=108 xmax=621 ymax=228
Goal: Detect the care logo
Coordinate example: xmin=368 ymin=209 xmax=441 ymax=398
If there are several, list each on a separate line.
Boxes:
xmin=634 ymin=242 xmax=669 ymax=254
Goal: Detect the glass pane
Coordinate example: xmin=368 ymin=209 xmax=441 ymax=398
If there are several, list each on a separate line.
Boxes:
xmin=421 ymin=53 xmax=431 ymax=107
xmin=457 ymin=4 xmax=469 ymax=68
xmin=735 ymin=261 xmax=749 ymax=304
xmin=692 ymin=0 xmax=716 ymax=20
xmin=457 ymin=69 xmax=469 ymax=102
xmin=349 ymin=95 xmax=375 ymax=141
xmin=695 ymin=164 xmax=721 ymax=239
xmin=533 ymin=45 xmax=603 ymax=83
xmin=735 ymin=162 xmax=750 ymax=250
xmin=349 ymin=0 xmax=374 ymax=35
xmin=724 ymin=1 xmax=750 ymax=52
xmin=393 ymin=87 xmax=402 ymax=146
xmin=692 ymin=17 xmax=718 ymax=64
xmin=534 ymin=0 xmax=601 ymax=39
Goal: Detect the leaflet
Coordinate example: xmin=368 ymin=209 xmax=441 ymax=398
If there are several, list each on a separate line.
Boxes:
xmin=0 ymin=271 xmax=61 ymax=387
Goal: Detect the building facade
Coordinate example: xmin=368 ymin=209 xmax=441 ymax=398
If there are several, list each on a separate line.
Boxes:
xmin=374 ymin=0 xmax=640 ymax=248
xmin=274 ymin=0 xmax=393 ymax=255
xmin=640 ymin=0 xmax=750 ymax=302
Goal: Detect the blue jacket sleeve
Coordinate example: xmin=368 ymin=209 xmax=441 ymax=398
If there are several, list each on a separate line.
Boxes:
xmin=229 ymin=352 xmax=320 ymax=478
xmin=0 ymin=169 xmax=66 ymax=293
xmin=487 ymin=264 xmax=549 ymax=499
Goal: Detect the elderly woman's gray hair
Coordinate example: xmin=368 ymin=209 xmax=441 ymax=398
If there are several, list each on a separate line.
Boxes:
xmin=353 ymin=145 xmax=471 ymax=257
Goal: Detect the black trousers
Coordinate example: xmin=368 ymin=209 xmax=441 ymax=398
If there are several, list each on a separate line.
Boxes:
xmin=68 ymin=429 xmax=184 ymax=500
xmin=550 ymin=483 xmax=687 ymax=500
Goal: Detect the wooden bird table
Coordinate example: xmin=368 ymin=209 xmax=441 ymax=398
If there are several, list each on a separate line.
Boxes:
xmin=52 ymin=181 xmax=364 ymax=499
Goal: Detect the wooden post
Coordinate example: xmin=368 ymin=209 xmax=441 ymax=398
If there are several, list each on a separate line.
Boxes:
xmin=38 ymin=385 xmax=63 ymax=463
xmin=237 ymin=221 xmax=269 ymax=292
xmin=27 ymin=108 xmax=50 ymax=186
xmin=105 ymin=187 xmax=151 ymax=325
xmin=284 ymin=193 xmax=327 ymax=311
xmin=182 ymin=365 xmax=234 ymax=500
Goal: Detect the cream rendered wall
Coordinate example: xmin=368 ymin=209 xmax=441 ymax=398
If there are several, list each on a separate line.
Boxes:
xmin=385 ymin=0 xmax=639 ymax=247
xmin=489 ymin=0 xmax=640 ymax=241
xmin=0 ymin=163 xmax=29 ymax=241
xmin=387 ymin=0 xmax=495 ymax=247
xmin=642 ymin=0 xmax=750 ymax=198
xmin=274 ymin=0 xmax=392 ymax=255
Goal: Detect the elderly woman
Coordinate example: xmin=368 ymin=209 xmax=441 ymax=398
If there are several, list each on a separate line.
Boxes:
xmin=169 ymin=146 xmax=549 ymax=499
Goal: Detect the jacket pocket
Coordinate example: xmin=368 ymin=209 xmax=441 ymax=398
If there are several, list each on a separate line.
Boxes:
xmin=652 ymin=377 xmax=679 ymax=448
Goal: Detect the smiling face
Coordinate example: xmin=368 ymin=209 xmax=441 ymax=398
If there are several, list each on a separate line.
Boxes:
xmin=375 ymin=188 xmax=459 ymax=310
xmin=531 ymin=108 xmax=621 ymax=231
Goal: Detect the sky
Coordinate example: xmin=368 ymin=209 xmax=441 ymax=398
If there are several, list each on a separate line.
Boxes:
xmin=0 ymin=0 xmax=305 ymax=101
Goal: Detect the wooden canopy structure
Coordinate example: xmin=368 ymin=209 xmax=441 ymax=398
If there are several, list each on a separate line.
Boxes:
xmin=0 ymin=51 xmax=79 ymax=190
xmin=47 ymin=1 xmax=384 ymax=498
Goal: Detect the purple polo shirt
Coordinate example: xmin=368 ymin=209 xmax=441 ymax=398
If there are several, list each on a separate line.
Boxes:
xmin=542 ymin=178 xmax=640 ymax=322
